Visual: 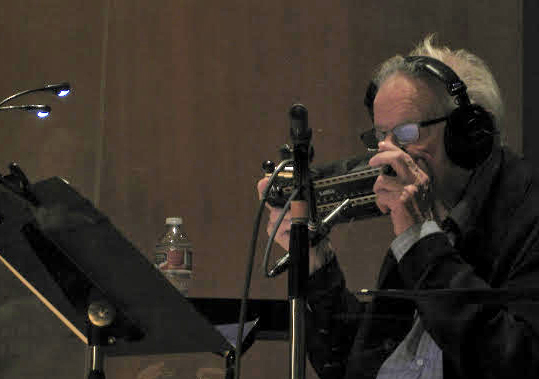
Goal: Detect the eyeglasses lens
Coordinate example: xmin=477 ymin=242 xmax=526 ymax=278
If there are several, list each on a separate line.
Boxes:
xmin=393 ymin=124 xmax=419 ymax=144
xmin=361 ymin=123 xmax=420 ymax=149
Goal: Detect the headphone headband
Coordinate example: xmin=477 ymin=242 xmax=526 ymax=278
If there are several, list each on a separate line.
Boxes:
xmin=364 ymin=56 xmax=471 ymax=120
xmin=404 ymin=56 xmax=470 ymax=106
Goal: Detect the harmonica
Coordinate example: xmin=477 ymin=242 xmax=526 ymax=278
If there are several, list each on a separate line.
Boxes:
xmin=264 ymin=157 xmax=388 ymax=224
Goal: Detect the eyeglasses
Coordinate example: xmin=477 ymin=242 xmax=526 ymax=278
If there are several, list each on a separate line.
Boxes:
xmin=360 ymin=116 xmax=448 ymax=150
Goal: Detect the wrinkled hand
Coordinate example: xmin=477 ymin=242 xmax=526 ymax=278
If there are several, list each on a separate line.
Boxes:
xmin=256 ymin=177 xmax=333 ymax=275
xmin=257 ymin=177 xmax=291 ymax=251
xmin=369 ymin=140 xmax=433 ymax=236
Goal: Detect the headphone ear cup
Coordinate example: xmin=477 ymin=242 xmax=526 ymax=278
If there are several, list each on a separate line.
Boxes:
xmin=444 ymin=104 xmax=495 ymax=170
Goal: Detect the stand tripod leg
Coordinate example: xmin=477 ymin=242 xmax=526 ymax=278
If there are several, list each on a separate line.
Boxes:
xmin=88 ymin=345 xmax=106 ymax=379
xmin=225 ymin=350 xmax=235 ymax=379
xmin=86 ymin=301 xmax=116 ymax=379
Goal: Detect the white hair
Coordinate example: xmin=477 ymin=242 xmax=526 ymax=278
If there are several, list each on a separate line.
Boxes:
xmin=372 ymin=34 xmax=504 ymax=142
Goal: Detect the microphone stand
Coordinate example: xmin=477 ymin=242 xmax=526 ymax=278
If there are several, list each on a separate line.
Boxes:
xmin=287 ymin=104 xmax=311 ymax=379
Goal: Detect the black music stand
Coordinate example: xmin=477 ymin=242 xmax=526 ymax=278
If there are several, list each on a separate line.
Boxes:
xmin=0 ymin=172 xmax=261 ymax=378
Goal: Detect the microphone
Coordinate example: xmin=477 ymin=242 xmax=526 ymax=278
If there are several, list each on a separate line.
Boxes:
xmin=289 ymin=104 xmax=309 ymax=141
xmin=289 ymin=104 xmax=319 ymax=226
xmin=287 ymin=104 xmax=311 ymax=379
xmin=0 ymin=105 xmax=51 ymax=118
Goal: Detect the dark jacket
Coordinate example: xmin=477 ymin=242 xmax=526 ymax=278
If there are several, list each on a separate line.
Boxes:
xmin=306 ymin=147 xmax=539 ymax=379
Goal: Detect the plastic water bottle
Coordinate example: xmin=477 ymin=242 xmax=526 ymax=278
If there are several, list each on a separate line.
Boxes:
xmin=154 ymin=217 xmax=193 ymax=296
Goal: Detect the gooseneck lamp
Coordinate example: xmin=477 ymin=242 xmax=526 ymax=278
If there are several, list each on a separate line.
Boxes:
xmin=0 ymin=82 xmax=71 ymax=118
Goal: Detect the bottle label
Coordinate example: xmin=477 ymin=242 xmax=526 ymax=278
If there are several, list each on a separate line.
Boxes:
xmin=155 ymin=244 xmax=193 ymax=296
xmin=156 ymin=247 xmax=192 ymax=271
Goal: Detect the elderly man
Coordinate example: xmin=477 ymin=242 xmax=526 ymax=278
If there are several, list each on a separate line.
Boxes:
xmin=258 ymin=36 xmax=539 ymax=379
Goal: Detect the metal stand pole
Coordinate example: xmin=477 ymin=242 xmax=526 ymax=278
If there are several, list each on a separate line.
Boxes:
xmin=289 ymin=297 xmax=306 ymax=379
xmin=288 ymin=104 xmax=312 ymax=379
xmin=225 ymin=350 xmax=236 ymax=379
xmin=88 ymin=345 xmax=106 ymax=379
xmin=87 ymin=301 xmax=116 ymax=379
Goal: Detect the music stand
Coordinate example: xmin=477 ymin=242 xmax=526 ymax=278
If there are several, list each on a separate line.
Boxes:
xmin=0 ymin=173 xmax=259 ymax=378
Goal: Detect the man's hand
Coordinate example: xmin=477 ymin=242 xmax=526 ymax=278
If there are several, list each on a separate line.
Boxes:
xmin=368 ymin=140 xmax=433 ymax=236
xmin=257 ymin=177 xmax=292 ymax=251
xmin=257 ymin=177 xmax=334 ymax=275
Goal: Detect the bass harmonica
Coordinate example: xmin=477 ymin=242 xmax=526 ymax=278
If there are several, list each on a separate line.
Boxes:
xmin=264 ymin=156 xmax=388 ymax=224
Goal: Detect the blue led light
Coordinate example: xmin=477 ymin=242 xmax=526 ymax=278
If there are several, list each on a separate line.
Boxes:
xmin=37 ymin=111 xmax=49 ymax=118
xmin=57 ymin=89 xmax=70 ymax=97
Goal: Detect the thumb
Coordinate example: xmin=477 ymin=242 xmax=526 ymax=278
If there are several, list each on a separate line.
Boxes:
xmin=257 ymin=177 xmax=269 ymax=200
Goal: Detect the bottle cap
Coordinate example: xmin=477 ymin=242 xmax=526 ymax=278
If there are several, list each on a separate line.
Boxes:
xmin=165 ymin=217 xmax=183 ymax=225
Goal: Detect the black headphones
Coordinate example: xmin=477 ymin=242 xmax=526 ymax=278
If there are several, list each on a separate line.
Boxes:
xmin=364 ymin=56 xmax=496 ymax=170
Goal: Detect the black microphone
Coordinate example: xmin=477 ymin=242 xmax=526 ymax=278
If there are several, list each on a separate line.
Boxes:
xmin=288 ymin=104 xmax=311 ymax=296
xmin=289 ymin=104 xmax=309 ymax=140
xmin=289 ymin=104 xmax=319 ymax=226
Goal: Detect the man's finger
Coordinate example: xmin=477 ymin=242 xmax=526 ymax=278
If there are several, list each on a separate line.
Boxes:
xmin=377 ymin=140 xmax=401 ymax=152
xmin=373 ymin=174 xmax=404 ymax=193
xmin=375 ymin=190 xmax=403 ymax=211
xmin=257 ymin=177 xmax=269 ymax=200
xmin=401 ymin=185 xmax=422 ymax=224
xmin=370 ymin=150 xmax=421 ymax=182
